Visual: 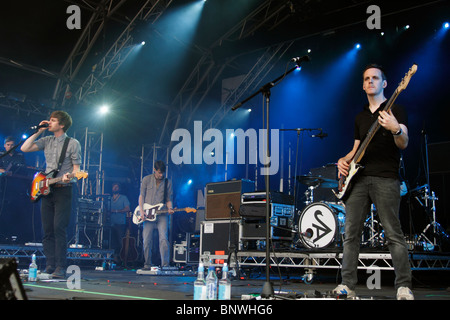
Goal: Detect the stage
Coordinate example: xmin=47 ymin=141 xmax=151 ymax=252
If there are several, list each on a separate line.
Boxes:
xmin=2 ymin=243 xmax=449 ymax=301
xmin=20 ymin=267 xmax=450 ymax=301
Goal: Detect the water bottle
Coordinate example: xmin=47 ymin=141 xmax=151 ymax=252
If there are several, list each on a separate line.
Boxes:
xmin=193 ymin=263 xmax=207 ymax=300
xmin=218 ymin=263 xmax=231 ymax=300
xmin=28 ymin=254 xmax=37 ymax=282
xmin=205 ymin=264 xmax=217 ymax=300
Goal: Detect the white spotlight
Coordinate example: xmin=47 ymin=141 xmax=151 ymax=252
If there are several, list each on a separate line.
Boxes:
xmin=99 ymin=105 xmax=109 ymax=114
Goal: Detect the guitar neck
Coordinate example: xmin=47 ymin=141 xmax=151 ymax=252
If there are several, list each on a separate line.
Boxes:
xmin=157 ymin=208 xmax=188 ymax=214
xmin=354 ymin=89 xmax=400 ymax=163
xmin=47 ymin=173 xmax=75 ymax=185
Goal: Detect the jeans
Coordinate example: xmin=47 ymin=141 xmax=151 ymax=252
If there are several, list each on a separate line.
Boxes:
xmin=341 ymin=176 xmax=412 ymax=290
xmin=142 ymin=214 xmax=170 ymax=267
xmin=40 ymin=186 xmax=73 ymax=269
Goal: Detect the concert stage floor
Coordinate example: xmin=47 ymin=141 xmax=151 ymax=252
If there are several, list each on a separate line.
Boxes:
xmin=22 ymin=267 xmax=450 ymax=301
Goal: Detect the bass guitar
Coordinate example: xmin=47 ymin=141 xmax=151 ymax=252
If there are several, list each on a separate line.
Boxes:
xmin=133 ymin=203 xmax=197 ymax=225
xmin=30 ymin=170 xmax=88 ymax=202
xmin=334 ymin=64 xmax=417 ymax=201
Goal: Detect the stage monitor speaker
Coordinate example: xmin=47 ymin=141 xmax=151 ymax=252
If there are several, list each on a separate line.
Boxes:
xmin=0 ymin=258 xmax=27 ymax=300
xmin=205 ymin=180 xmax=254 ymax=220
xmin=200 ymin=220 xmax=240 ymax=256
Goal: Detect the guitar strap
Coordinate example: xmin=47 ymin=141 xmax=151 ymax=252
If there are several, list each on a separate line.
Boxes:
xmin=163 ymin=178 xmax=167 ymax=204
xmin=56 ymin=137 xmax=71 ymax=175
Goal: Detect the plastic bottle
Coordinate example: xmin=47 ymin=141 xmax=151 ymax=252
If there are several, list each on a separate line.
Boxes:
xmin=28 ymin=254 xmax=37 ymax=282
xmin=193 ymin=263 xmax=207 ymax=300
xmin=218 ymin=263 xmax=231 ymax=300
xmin=205 ymin=264 xmax=218 ymax=300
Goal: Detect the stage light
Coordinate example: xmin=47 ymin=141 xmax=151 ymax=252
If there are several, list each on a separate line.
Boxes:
xmin=307 ymin=49 xmax=312 ymax=53
xmin=141 ymin=41 xmax=146 ymax=45
xmin=187 ymin=179 xmax=192 ymax=185
xmin=444 ymin=22 xmax=449 ymax=29
xmin=22 ymin=134 xmax=28 ymax=140
xmin=380 ymin=32 xmax=385 ymax=36
xmin=247 ymin=109 xmax=252 ymax=113
xmin=405 ymin=25 xmax=410 ymax=30
xmin=355 ymin=43 xmax=361 ymax=50
xmin=99 ymin=105 xmax=110 ymax=114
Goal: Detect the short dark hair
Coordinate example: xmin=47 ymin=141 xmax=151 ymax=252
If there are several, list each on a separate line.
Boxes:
xmin=4 ymin=136 xmax=15 ymax=144
xmin=363 ymin=64 xmax=387 ymax=81
xmin=154 ymin=160 xmax=166 ymax=173
xmin=50 ymin=110 xmax=72 ymax=132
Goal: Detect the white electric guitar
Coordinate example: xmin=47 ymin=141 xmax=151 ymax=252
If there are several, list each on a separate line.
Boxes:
xmin=132 ymin=203 xmax=197 ymax=225
xmin=334 ymin=64 xmax=417 ymax=201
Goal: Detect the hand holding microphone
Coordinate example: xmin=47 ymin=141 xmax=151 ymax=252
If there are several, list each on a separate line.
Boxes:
xmin=30 ymin=121 xmax=49 ymax=132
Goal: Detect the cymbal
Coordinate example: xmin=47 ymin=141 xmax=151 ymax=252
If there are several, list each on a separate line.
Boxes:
xmin=296 ymin=175 xmax=338 ymax=188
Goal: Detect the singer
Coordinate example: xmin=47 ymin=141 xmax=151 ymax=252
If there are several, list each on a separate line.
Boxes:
xmin=21 ymin=110 xmax=82 ymax=278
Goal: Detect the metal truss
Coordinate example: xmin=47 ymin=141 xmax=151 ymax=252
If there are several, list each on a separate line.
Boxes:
xmin=201 ymin=250 xmax=450 ymax=272
xmin=70 ymin=0 xmax=173 ymax=106
xmin=157 ymin=0 xmax=295 ymax=153
xmin=0 ymin=244 xmax=113 ymax=262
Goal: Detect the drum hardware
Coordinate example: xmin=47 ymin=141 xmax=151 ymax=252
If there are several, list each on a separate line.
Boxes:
xmin=414 ymin=186 xmax=449 ymax=250
xmin=361 ymin=204 xmax=385 ymax=248
xmin=297 ymin=175 xmax=338 ymax=206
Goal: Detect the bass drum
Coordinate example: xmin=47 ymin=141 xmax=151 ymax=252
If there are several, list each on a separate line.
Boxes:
xmin=298 ymin=202 xmax=345 ymax=249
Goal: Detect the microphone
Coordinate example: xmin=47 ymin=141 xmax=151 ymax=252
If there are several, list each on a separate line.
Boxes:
xmin=301 ymin=228 xmax=313 ymax=239
xmin=228 ymin=202 xmax=236 ymax=214
xmin=312 ymin=132 xmax=328 ymax=139
xmin=291 ymin=55 xmax=311 ymax=63
xmin=30 ymin=123 xmax=49 ymax=130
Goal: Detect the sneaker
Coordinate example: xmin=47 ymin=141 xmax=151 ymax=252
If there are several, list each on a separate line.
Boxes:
xmin=396 ymin=287 xmax=414 ymax=300
xmin=51 ymin=267 xmax=66 ymax=279
xmin=333 ymin=284 xmax=356 ymax=298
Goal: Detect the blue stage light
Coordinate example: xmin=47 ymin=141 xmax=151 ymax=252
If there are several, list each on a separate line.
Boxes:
xmin=444 ymin=22 xmax=449 ymax=29
xmin=355 ymin=43 xmax=361 ymax=50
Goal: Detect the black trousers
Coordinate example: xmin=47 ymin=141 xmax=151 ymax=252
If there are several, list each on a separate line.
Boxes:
xmin=40 ymin=186 xmax=73 ymax=268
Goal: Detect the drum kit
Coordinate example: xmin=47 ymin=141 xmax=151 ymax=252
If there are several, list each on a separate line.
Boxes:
xmin=292 ymin=173 xmax=449 ymax=251
xmin=295 ymin=174 xmax=348 ymax=249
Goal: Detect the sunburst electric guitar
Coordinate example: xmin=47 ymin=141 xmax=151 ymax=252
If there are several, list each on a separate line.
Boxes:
xmin=133 ymin=203 xmax=197 ymax=225
xmin=30 ymin=170 xmax=88 ymax=202
xmin=334 ymin=64 xmax=418 ymax=201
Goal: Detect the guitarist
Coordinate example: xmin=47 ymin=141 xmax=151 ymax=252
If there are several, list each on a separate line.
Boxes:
xmin=21 ymin=111 xmax=82 ymax=278
xmin=333 ymin=64 xmax=413 ymax=300
xmin=139 ymin=160 xmax=174 ymax=270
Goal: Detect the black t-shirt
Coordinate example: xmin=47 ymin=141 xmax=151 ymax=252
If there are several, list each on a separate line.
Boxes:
xmin=354 ymin=102 xmax=408 ymax=179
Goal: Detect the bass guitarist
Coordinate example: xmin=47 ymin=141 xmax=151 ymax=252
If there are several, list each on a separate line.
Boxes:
xmin=139 ymin=160 xmax=174 ymax=270
xmin=333 ymin=64 xmax=413 ymax=300
xmin=21 ymin=111 xmax=82 ymax=278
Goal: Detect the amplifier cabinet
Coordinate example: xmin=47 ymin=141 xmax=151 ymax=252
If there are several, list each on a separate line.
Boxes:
xmin=205 ymin=180 xmax=254 ymax=220
xmin=200 ymin=220 xmax=241 ymax=257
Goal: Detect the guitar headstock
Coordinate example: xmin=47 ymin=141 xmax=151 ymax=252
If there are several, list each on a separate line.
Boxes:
xmin=74 ymin=171 xmax=88 ymax=180
xmin=397 ymin=64 xmax=418 ymax=92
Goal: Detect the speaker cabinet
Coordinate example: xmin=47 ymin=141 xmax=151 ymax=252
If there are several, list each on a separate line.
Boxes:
xmin=205 ymin=180 xmax=254 ymax=220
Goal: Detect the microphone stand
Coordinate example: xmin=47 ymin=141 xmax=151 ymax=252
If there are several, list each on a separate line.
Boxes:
xmin=232 ymin=61 xmax=308 ymax=298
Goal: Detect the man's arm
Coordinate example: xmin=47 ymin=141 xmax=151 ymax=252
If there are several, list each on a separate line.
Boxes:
xmin=378 ymin=110 xmax=409 ymax=150
xmin=20 ymin=132 xmax=42 ymax=153
xmin=337 ymin=140 xmax=361 ymax=178
xmin=21 ymin=121 xmax=48 ymax=153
